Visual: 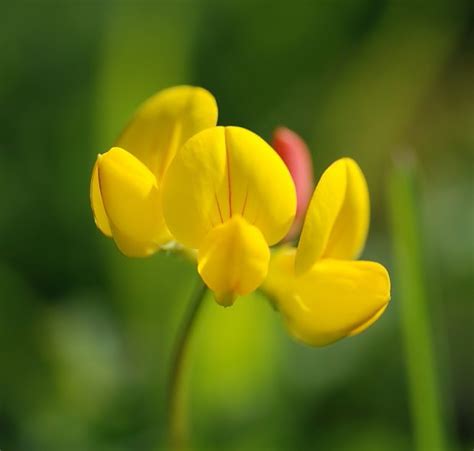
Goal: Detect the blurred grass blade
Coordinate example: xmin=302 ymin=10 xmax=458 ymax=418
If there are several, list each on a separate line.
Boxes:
xmin=388 ymin=152 xmax=448 ymax=451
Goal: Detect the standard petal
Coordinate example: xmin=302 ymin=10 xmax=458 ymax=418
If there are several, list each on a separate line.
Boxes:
xmin=97 ymin=147 xmax=170 ymax=257
xmin=161 ymin=126 xmax=296 ymax=249
xmin=116 ymin=85 xmax=218 ymax=180
xmin=226 ymin=127 xmax=296 ymax=245
xmin=295 ymin=158 xmax=369 ymax=274
xmin=90 ymin=160 xmax=112 ymax=237
xmin=321 ymin=159 xmax=369 ymax=259
xmin=197 ymin=215 xmax=270 ymax=306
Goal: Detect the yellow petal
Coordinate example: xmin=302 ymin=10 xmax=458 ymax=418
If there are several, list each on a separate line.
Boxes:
xmin=90 ymin=160 xmax=112 ymax=237
xmin=261 ymin=246 xmax=297 ymax=305
xmin=198 ymin=215 xmax=270 ymax=306
xmin=295 ymin=158 xmax=369 ymax=275
xmin=97 ymin=147 xmax=170 ymax=257
xmin=108 ymin=225 xmax=162 ymax=258
xmin=116 ymin=85 xmax=218 ymax=180
xmin=347 ymin=304 xmax=388 ymax=337
xmin=162 ymin=126 xmax=296 ymax=248
xmin=264 ymin=250 xmax=390 ymax=346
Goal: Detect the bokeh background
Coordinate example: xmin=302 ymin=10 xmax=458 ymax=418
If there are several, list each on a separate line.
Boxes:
xmin=1 ymin=1 xmax=473 ymax=450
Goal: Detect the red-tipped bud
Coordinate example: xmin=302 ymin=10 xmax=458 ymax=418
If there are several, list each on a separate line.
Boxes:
xmin=272 ymin=127 xmax=314 ymax=240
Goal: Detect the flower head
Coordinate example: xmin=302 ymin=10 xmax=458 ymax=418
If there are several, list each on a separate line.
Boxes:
xmin=89 ymin=86 xmax=390 ymax=347
xmin=263 ymin=158 xmax=391 ymax=346
xmin=161 ymin=126 xmax=296 ymax=305
xmin=90 ymin=86 xmax=218 ymax=257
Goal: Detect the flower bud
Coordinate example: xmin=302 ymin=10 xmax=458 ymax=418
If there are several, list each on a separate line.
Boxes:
xmin=272 ymin=127 xmax=314 ymax=240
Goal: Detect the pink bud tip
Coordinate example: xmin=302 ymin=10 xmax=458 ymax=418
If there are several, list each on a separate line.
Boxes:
xmin=272 ymin=127 xmax=314 ymax=240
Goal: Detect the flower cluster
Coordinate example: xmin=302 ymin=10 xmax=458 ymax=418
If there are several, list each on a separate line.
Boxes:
xmin=90 ymin=86 xmax=390 ymax=346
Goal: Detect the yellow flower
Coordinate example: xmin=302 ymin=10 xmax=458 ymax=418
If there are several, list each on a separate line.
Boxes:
xmin=262 ymin=158 xmax=391 ymax=346
xmin=90 ymin=85 xmax=218 ymax=257
xmin=161 ymin=126 xmax=297 ymax=305
xmin=89 ymin=86 xmax=389 ymax=346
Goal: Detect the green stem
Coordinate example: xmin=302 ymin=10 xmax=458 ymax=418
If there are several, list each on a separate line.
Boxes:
xmin=388 ymin=153 xmax=448 ymax=451
xmin=167 ymin=279 xmax=208 ymax=451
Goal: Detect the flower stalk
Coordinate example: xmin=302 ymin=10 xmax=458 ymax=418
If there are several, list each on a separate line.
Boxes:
xmin=167 ymin=280 xmax=208 ymax=451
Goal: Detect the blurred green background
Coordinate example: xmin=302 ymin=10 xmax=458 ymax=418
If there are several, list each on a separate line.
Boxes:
xmin=0 ymin=1 xmax=473 ymax=450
